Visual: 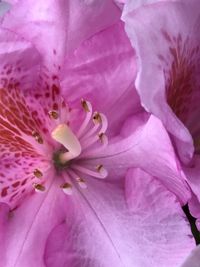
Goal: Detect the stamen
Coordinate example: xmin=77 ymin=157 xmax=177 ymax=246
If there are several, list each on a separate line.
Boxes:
xmin=51 ymin=124 xmax=81 ymax=162
xmin=76 ymin=177 xmax=87 ymax=189
xmin=81 ymin=99 xmax=90 ymax=112
xmin=98 ymin=133 xmax=107 ymax=144
xmin=72 ymin=164 xmax=108 ymax=179
xmin=80 ymin=112 xmax=108 ymax=144
xmin=34 ymin=184 xmax=45 ymax=192
xmin=93 ymin=112 xmax=102 ymax=124
xmin=33 ymin=169 xmax=43 ymax=179
xmin=60 ymin=183 xmax=73 ymax=195
xmin=32 ymin=131 xmax=43 ymax=144
xmin=48 ymin=110 xmax=59 ymax=120
xmin=77 ymin=100 xmax=93 ymax=138
xmin=96 ymin=164 xmax=108 ymax=177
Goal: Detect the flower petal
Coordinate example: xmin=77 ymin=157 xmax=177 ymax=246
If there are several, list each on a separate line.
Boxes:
xmin=61 ymin=22 xmax=142 ymax=136
xmin=180 ymin=245 xmax=200 ymax=267
xmin=2 ymin=0 xmax=69 ymax=70
xmin=122 ymin=0 xmax=200 ymax=164
xmin=0 ymin=1 xmax=10 ymax=18
xmin=3 ymin=0 xmax=120 ymax=70
xmin=1 ymin=177 xmax=72 ymax=267
xmin=44 ymin=169 xmax=194 ymax=267
xmin=183 ymin=155 xmax=200 ymax=208
xmin=94 ymin=114 xmax=191 ymax=204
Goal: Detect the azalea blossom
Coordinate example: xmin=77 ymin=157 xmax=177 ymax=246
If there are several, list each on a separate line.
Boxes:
xmin=122 ymin=0 xmax=200 ymax=240
xmin=0 ymin=0 xmax=196 ymax=266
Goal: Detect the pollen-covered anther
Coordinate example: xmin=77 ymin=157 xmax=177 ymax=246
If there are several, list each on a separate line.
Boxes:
xmin=93 ymin=112 xmax=102 ymax=124
xmin=81 ymin=99 xmax=90 ymax=112
xmin=33 ymin=169 xmax=43 ymax=179
xmin=48 ymin=110 xmax=59 ymax=120
xmin=60 ymin=183 xmax=73 ymax=195
xmin=32 ymin=130 xmax=43 ymax=144
xmin=34 ymin=183 xmax=45 ymax=193
xmin=76 ymin=177 xmax=87 ymax=189
xmin=96 ymin=164 xmax=108 ymax=178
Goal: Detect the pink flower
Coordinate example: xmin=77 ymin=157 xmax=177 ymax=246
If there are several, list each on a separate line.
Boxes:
xmin=0 ymin=0 xmax=195 ymax=266
xmin=122 ymin=0 xmax=200 ymax=236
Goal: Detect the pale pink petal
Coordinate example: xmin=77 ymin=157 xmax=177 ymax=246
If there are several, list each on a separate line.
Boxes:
xmin=44 ymin=169 xmax=194 ymax=267
xmin=92 ymin=114 xmax=191 ymax=204
xmin=122 ymin=0 xmax=200 ymax=164
xmin=180 ymin=246 xmax=200 ymax=267
xmin=61 ymin=22 xmax=142 ymax=136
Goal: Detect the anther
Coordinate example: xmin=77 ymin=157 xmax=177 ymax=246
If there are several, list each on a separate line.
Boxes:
xmin=33 ymin=169 xmax=43 ymax=179
xmin=34 ymin=184 xmax=45 ymax=192
xmin=76 ymin=177 xmax=87 ymax=189
xmin=48 ymin=110 xmax=59 ymax=120
xmin=96 ymin=164 xmax=108 ymax=178
xmin=32 ymin=131 xmax=43 ymax=144
xmin=60 ymin=183 xmax=73 ymax=195
xmin=98 ymin=133 xmax=107 ymax=144
xmin=93 ymin=112 xmax=102 ymax=124
xmin=81 ymin=99 xmax=90 ymax=112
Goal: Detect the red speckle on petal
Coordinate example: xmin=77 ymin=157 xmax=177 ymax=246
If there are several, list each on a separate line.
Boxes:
xmin=1 ymin=186 xmax=9 ymax=197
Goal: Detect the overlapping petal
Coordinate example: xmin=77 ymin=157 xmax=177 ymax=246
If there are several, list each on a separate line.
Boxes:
xmin=61 ymin=21 xmax=142 ymax=136
xmin=2 ymin=0 xmax=120 ymax=69
xmin=44 ymin=169 xmax=194 ymax=267
xmin=91 ymin=114 xmax=191 ymax=204
xmin=0 ymin=168 xmax=191 ymax=267
xmin=180 ymin=245 xmax=200 ymax=267
xmin=122 ymin=0 xmax=200 ymax=164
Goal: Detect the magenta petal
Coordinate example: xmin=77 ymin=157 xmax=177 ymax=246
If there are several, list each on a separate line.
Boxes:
xmin=1 ymin=178 xmax=73 ymax=267
xmin=96 ymin=114 xmax=191 ymax=203
xmin=122 ymin=0 xmax=200 ymax=164
xmin=180 ymin=246 xmax=200 ymax=267
xmin=44 ymin=170 xmax=194 ymax=267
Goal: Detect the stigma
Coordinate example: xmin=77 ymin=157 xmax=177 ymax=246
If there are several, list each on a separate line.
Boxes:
xmin=51 ymin=124 xmax=82 ymax=163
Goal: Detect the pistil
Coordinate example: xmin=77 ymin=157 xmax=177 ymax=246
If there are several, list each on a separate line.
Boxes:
xmin=51 ymin=124 xmax=82 ymax=163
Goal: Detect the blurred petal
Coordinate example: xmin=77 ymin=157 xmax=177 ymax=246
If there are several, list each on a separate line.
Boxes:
xmin=44 ymin=169 xmax=194 ymax=267
xmin=180 ymin=245 xmax=200 ymax=267
xmin=0 ymin=1 xmax=10 ymax=18
xmin=122 ymin=0 xmax=200 ymax=164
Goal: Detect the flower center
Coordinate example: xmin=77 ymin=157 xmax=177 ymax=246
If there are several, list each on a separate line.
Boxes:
xmin=34 ymin=99 xmax=108 ymax=195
